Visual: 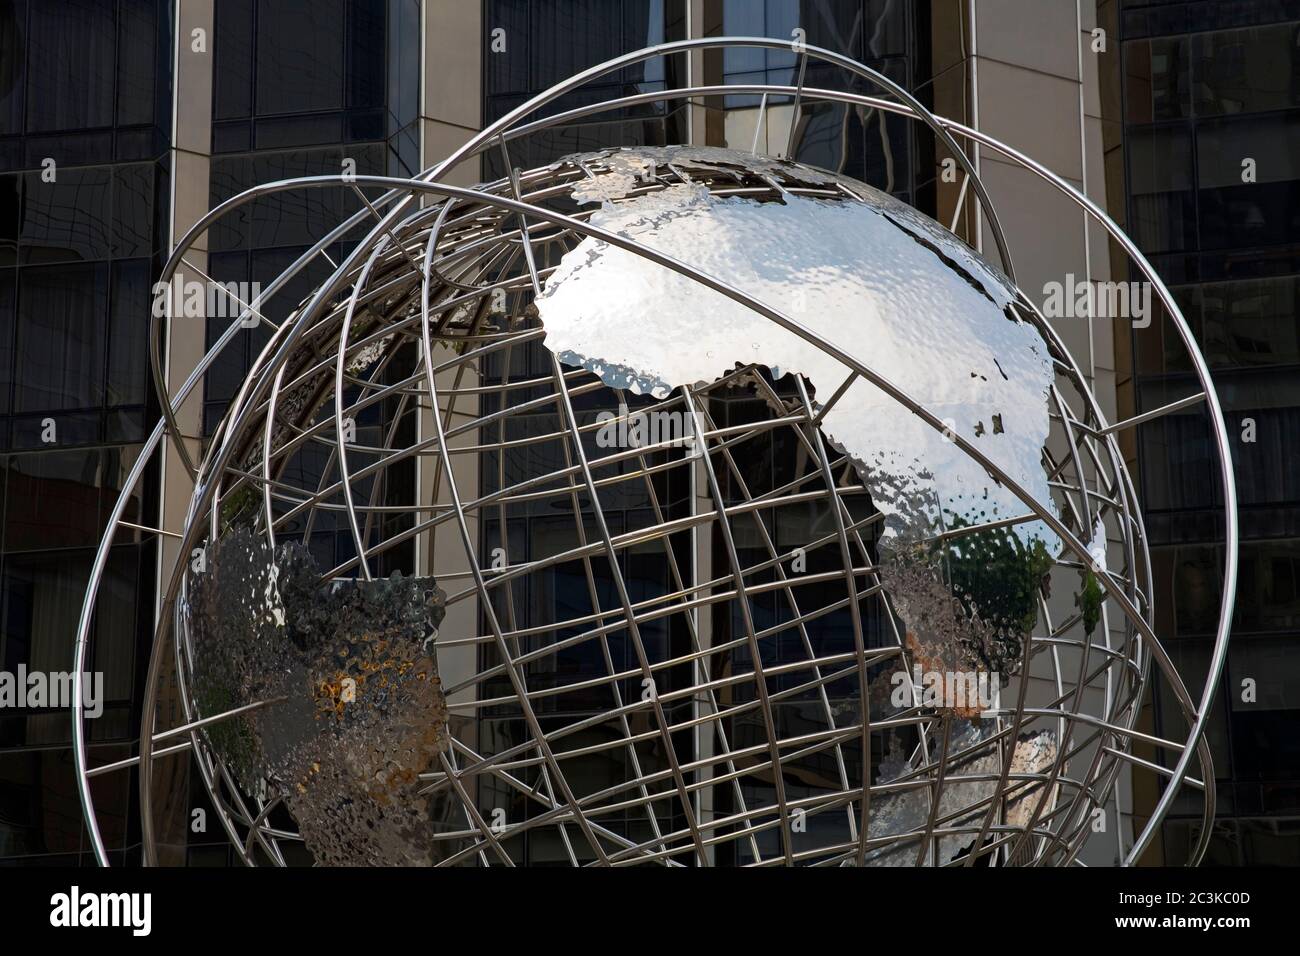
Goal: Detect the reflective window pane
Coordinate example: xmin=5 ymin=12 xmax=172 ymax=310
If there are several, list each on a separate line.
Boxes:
xmin=1124 ymin=36 xmax=1190 ymax=122
xmin=14 ymin=264 xmax=107 ymax=413
xmin=1194 ymin=23 xmax=1300 ymax=117
xmin=24 ymin=0 xmax=115 ymax=134
xmin=255 ymin=0 xmax=345 ymax=115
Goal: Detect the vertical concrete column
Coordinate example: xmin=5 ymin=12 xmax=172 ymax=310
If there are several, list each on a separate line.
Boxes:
xmin=423 ymin=0 xmax=482 ymax=188
xmin=967 ymin=1 xmax=1107 ymax=375
xmin=420 ymin=0 xmax=483 ymax=821
xmin=688 ymin=0 xmax=726 ymax=148
xmin=153 ymin=0 xmax=216 ymax=866
xmin=160 ymin=0 xmax=214 ymax=607
xmin=930 ymin=0 xmax=977 ymax=241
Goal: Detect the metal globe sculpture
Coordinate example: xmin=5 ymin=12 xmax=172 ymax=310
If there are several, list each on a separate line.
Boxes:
xmin=73 ymin=39 xmax=1237 ymax=868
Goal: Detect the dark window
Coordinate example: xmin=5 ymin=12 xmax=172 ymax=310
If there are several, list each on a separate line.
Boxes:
xmin=1127 ymin=126 xmax=1196 ymax=253
xmin=214 ymin=0 xmax=255 ymax=121
xmin=204 ymin=1 xmax=420 ymax=433
xmin=116 ymin=0 xmax=159 ymax=127
xmin=1228 ymin=637 xmax=1300 ymax=782
xmin=20 ymin=167 xmax=113 ymax=263
xmin=719 ymin=0 xmax=918 ymax=194
xmin=1124 ymin=36 xmax=1191 ymax=122
xmin=15 ymin=264 xmax=107 ymax=413
xmin=348 ymin=1 xmax=386 ymax=110
xmin=483 ymin=0 xmax=688 ymax=175
xmin=0 ymin=749 xmax=86 ymax=855
xmin=1194 ymin=23 xmax=1300 ymax=117
xmin=0 ymin=0 xmax=165 ymax=867
xmin=255 ymin=0 xmax=346 ymax=116
xmin=1235 ymin=541 xmax=1300 ymax=632
xmin=0 ymin=0 xmax=26 ymax=137
xmin=1197 ymin=114 xmax=1300 ymax=251
xmin=107 ymin=260 xmax=150 ymax=408
xmin=0 ymin=268 xmax=11 ymax=415
xmin=1191 ymin=276 xmax=1300 ymax=370
xmin=1122 ymin=7 xmax=1300 ymax=854
xmin=1137 ymin=406 xmax=1219 ymax=512
xmin=24 ymin=0 xmax=116 ymax=133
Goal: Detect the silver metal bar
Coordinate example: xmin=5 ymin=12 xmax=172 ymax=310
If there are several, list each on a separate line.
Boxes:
xmin=1100 ymin=392 xmax=1207 ymax=436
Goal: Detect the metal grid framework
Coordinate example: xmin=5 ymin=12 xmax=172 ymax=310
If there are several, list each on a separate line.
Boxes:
xmin=72 ymin=38 xmax=1238 ymax=867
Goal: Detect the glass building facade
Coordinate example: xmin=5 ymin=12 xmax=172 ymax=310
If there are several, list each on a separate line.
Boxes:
xmin=0 ymin=0 xmax=170 ymax=866
xmin=0 ymin=0 xmax=423 ymax=868
xmin=482 ymin=0 xmax=690 ymax=178
xmin=1120 ymin=0 xmax=1300 ymax=864
xmin=717 ymin=0 xmax=932 ymax=202
xmin=205 ymin=0 xmax=421 ymax=436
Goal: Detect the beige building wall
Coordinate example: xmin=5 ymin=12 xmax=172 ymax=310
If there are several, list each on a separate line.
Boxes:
xmin=420 ymin=2 xmax=484 ymax=822
xmin=961 ymin=0 xmax=1131 ymax=866
xmin=154 ymin=0 xmax=218 ymax=867
xmin=423 ymin=0 xmax=483 ymax=189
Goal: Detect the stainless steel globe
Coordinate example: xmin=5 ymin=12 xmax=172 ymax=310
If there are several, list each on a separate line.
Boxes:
xmin=72 ymin=38 xmax=1237 ymax=868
